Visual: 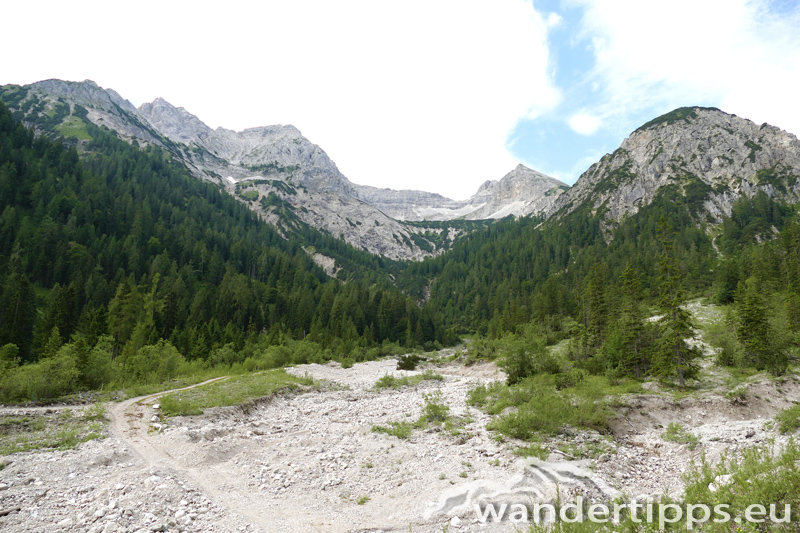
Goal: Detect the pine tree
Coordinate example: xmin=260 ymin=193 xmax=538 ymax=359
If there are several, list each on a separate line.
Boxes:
xmin=654 ymin=217 xmax=701 ymax=387
xmin=618 ymin=263 xmax=650 ymax=377
xmin=0 ymin=254 xmax=36 ymax=361
xmin=736 ymin=277 xmax=788 ymax=374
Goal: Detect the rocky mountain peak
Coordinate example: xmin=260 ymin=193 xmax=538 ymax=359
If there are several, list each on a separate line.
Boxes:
xmin=31 ymin=79 xmax=137 ymax=113
xmin=552 ymin=106 xmax=800 ymax=225
xmin=138 ymin=98 xmax=213 ymax=146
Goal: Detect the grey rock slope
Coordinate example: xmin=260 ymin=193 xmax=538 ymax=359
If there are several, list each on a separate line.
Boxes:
xmin=1 ymin=80 xmax=442 ymax=260
xmin=353 ymin=164 xmax=567 ymax=221
xmin=552 ymin=107 xmax=800 ymax=226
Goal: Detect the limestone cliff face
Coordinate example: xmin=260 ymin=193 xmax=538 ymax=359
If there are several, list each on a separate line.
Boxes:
xmin=552 ymin=107 xmax=800 ymax=224
xmin=9 ymin=82 xmax=798 ymax=261
xmin=353 ymin=164 xmax=567 ymax=221
xmin=465 ymin=165 xmax=568 ymax=220
xmin=3 ymin=79 xmax=437 ymax=260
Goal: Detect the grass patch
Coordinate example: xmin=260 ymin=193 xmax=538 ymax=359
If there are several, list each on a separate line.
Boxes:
xmin=159 ymin=370 xmax=313 ymax=416
xmin=514 ymin=443 xmax=550 ymax=460
xmin=0 ymin=404 xmax=108 ymax=455
xmin=662 ymin=422 xmax=700 ymax=450
xmin=372 ymin=389 xmax=473 ymax=441
xmin=776 ymin=404 xmax=800 ymax=434
xmin=682 ymin=439 xmax=800 ymax=530
xmin=372 ymin=370 xmax=444 ymax=390
xmin=372 ymin=421 xmax=413 ymax=439
xmin=469 ymin=374 xmax=621 ymax=441
xmin=56 ymin=115 xmax=91 ymax=139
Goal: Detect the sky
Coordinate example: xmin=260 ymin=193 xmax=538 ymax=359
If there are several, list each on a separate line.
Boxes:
xmin=2 ymin=0 xmax=799 ymax=200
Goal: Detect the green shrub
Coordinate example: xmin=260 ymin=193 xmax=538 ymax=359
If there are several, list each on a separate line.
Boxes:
xmin=682 ymin=439 xmax=800 ymax=530
xmin=662 ymin=422 xmax=699 ymax=449
xmin=0 ymin=347 xmax=80 ymax=401
xmin=397 ymin=354 xmax=422 ymax=370
xmin=555 ymin=368 xmax=586 ymax=390
xmin=466 ymin=381 xmax=505 ymax=409
xmin=705 ymin=316 xmax=745 ymax=367
xmin=371 ymin=421 xmax=412 ymax=439
xmin=497 ymin=333 xmax=560 ymax=385
xmin=420 ymin=390 xmax=450 ymax=423
xmin=776 ymin=404 xmax=800 ymax=434
xmin=373 ymin=370 xmax=444 ymax=390
xmin=82 ymin=336 xmax=117 ymax=389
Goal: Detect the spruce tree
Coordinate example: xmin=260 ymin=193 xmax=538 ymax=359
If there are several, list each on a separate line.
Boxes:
xmin=618 ymin=263 xmax=649 ymax=377
xmin=736 ymin=277 xmax=788 ymax=374
xmin=654 ymin=217 xmax=701 ymax=387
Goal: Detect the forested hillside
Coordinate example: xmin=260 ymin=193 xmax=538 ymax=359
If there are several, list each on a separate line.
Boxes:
xmin=0 ymin=103 xmax=447 ymax=400
xmin=398 ymin=177 xmax=799 ymax=382
xmin=2 ymin=95 xmax=800 ymax=403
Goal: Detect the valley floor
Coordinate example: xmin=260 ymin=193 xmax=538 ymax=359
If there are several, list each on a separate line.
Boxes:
xmin=0 ymin=349 xmax=798 ymax=532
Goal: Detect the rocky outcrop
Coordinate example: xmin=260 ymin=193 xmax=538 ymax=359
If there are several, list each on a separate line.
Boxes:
xmin=2 ymin=80 xmax=437 ymax=260
xmin=465 ymin=165 xmax=568 ymax=220
xmin=354 ymin=164 xmax=567 ymax=221
xmin=552 ymin=107 xmax=800 ymax=224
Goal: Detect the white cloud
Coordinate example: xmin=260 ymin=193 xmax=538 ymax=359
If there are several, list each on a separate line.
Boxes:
xmin=546 ymin=12 xmax=563 ymax=29
xmin=0 ymin=0 xmax=562 ymax=200
xmin=568 ymin=0 xmax=800 ymax=137
xmin=567 ymin=113 xmax=601 ymax=135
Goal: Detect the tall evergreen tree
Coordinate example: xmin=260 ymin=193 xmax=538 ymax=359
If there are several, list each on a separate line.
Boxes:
xmin=654 ymin=217 xmax=701 ymax=387
xmin=735 ymin=277 xmax=788 ymax=375
xmin=617 ymin=263 xmax=650 ymax=377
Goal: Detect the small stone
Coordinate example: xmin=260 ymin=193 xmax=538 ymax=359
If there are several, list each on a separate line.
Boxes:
xmin=450 ymin=515 xmax=462 ymax=528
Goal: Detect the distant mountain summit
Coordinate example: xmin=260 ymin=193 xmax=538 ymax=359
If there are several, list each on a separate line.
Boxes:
xmin=353 ymin=164 xmax=567 ymax=221
xmin=552 ymin=107 xmax=800 ymax=227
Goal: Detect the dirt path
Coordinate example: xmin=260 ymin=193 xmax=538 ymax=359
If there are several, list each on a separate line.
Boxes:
xmin=107 ymin=377 xmax=290 ymax=531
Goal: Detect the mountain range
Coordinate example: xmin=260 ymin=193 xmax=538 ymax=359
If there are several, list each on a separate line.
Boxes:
xmin=2 ymin=80 xmax=800 ymax=263
xmin=0 ymin=80 xmax=567 ymax=260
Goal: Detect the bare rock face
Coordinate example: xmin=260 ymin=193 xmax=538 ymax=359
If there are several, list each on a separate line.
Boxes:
xmin=465 ymin=164 xmax=568 ymax=220
xmin=552 ymin=107 xmax=800 ymax=225
xmin=4 ymin=79 xmax=440 ymax=260
xmin=353 ymin=164 xmax=567 ymax=221
xmin=28 ymin=79 xmax=165 ymax=145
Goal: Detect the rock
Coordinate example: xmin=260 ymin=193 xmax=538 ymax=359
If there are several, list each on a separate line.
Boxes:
xmin=641 ymin=382 xmax=661 ymax=392
xmin=353 ymin=164 xmax=566 ymax=221
xmin=709 ymin=474 xmax=732 ymax=493
xmin=549 ymin=107 xmax=800 ymax=232
xmin=450 ymin=515 xmax=463 ymax=528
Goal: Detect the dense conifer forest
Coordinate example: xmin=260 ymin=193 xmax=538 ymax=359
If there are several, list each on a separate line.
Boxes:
xmin=0 ymin=103 xmax=447 ymax=400
xmin=1 ymin=98 xmax=798 ymax=402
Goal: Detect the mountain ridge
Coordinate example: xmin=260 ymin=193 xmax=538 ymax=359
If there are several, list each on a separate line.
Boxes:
xmin=0 ymin=78 xmax=572 ymax=260
xmin=550 ymin=106 xmax=800 ymax=235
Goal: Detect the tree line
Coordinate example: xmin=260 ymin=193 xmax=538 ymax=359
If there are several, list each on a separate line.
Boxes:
xmin=0 ymin=102 xmax=449 ymax=400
